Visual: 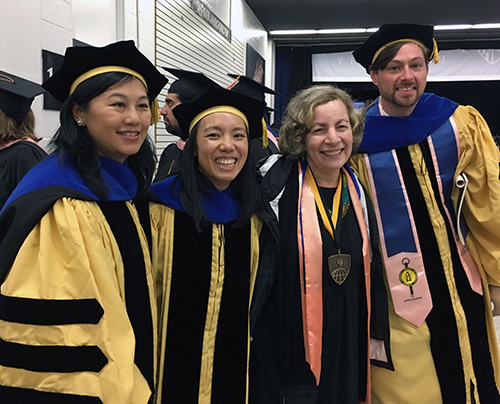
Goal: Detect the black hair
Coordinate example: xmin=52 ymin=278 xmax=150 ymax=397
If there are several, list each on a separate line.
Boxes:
xmin=50 ymin=72 xmax=156 ymax=200
xmin=176 ymin=121 xmax=257 ymax=232
xmin=369 ymin=41 xmax=430 ymax=73
xmin=175 ymin=92 xmax=188 ymax=104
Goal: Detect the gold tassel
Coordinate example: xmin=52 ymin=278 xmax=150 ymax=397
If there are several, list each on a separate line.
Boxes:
xmin=150 ymin=98 xmax=161 ymax=125
xmin=261 ymin=118 xmax=268 ymax=148
xmin=431 ymin=39 xmax=440 ymax=64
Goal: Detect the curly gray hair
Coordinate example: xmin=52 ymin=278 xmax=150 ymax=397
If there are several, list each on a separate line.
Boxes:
xmin=278 ymin=84 xmax=364 ymax=161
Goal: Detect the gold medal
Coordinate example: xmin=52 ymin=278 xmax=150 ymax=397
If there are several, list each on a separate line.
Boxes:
xmin=328 ymin=253 xmax=351 ymax=285
xmin=399 ymin=257 xmax=418 ymax=297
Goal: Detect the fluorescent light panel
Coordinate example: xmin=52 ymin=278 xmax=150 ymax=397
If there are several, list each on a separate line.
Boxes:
xmin=270 ymin=24 xmax=500 ymax=36
xmin=472 ymin=23 xmax=500 ymax=29
xmin=317 ymin=28 xmax=366 ymax=34
xmin=434 ymin=24 xmax=473 ymax=30
xmin=270 ymin=29 xmax=317 ymax=35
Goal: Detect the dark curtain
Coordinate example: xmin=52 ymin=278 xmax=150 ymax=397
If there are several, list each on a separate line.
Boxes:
xmin=273 ymin=48 xmax=291 ymax=130
xmin=273 ymin=47 xmax=313 ymax=132
xmin=289 ymin=47 xmax=313 ymax=96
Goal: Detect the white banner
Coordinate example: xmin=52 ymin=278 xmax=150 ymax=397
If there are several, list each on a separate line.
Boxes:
xmin=312 ymin=49 xmax=500 ymax=82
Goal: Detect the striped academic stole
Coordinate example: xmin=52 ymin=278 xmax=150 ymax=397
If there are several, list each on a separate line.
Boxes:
xmin=297 ymin=161 xmax=371 ymax=385
xmin=364 ymin=117 xmax=482 ymax=326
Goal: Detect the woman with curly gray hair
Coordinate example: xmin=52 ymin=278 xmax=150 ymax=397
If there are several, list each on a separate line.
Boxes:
xmin=279 ymin=84 xmax=364 ymax=163
xmin=250 ymin=84 xmax=389 ymax=404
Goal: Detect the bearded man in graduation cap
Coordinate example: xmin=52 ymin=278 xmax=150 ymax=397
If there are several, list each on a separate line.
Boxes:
xmin=155 ymin=68 xmax=219 ymax=181
xmin=350 ymin=23 xmax=500 ymax=404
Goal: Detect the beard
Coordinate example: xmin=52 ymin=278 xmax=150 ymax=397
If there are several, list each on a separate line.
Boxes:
xmin=380 ymin=84 xmax=424 ymax=113
xmin=165 ymin=121 xmax=181 ymax=136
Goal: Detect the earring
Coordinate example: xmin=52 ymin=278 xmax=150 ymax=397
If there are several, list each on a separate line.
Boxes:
xmin=76 ymin=118 xmax=85 ymax=127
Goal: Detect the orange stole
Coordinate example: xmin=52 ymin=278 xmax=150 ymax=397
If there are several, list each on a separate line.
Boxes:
xmin=297 ymin=163 xmax=371 ymax=402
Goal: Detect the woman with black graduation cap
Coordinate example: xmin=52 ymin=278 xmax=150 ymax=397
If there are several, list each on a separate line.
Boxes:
xmin=149 ymin=83 xmax=266 ymax=404
xmin=0 ymin=41 xmax=167 ymax=403
xmin=0 ymin=71 xmax=47 ymax=209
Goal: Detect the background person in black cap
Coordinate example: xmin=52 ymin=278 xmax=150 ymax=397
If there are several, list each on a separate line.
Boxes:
xmin=154 ymin=67 xmax=219 ymax=182
xmin=351 ymin=24 xmax=500 ymax=403
xmin=149 ymin=83 xmax=267 ymax=404
xmin=228 ymin=73 xmax=281 ymax=162
xmin=0 ymin=40 xmax=167 ymax=403
xmin=0 ymin=71 xmax=47 ymax=209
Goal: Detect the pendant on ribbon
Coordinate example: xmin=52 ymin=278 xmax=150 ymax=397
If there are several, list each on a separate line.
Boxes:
xmin=399 ymin=257 xmax=418 ymax=297
xmin=328 ymin=253 xmax=351 ymax=285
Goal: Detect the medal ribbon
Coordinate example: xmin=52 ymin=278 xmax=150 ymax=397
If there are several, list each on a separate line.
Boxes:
xmin=305 ymin=166 xmax=343 ymax=245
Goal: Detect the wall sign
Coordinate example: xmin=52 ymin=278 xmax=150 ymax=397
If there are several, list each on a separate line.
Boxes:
xmin=42 ymin=49 xmax=64 ymax=110
xmin=191 ymin=0 xmax=231 ymax=42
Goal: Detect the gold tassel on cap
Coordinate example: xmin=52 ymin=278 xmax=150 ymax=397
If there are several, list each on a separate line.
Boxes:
xmin=150 ymin=98 xmax=161 ymax=125
xmin=261 ymin=118 xmax=268 ymax=148
xmin=431 ymin=39 xmax=440 ymax=64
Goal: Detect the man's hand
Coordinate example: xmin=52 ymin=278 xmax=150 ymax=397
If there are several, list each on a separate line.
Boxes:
xmin=489 ymin=285 xmax=500 ymax=316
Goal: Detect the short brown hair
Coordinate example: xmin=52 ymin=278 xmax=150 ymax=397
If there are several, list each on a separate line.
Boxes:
xmin=0 ymin=109 xmax=39 ymax=145
xmin=278 ymin=84 xmax=364 ymax=161
xmin=369 ymin=41 xmax=430 ymax=72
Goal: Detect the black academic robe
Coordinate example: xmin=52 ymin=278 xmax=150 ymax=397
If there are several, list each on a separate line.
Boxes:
xmin=250 ymin=163 xmax=368 ymax=404
xmin=150 ymin=176 xmax=261 ymax=404
xmin=0 ymin=140 xmax=47 ymax=209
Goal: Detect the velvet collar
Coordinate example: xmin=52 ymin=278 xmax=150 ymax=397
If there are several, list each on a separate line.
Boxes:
xmin=4 ymin=153 xmax=138 ymax=209
xmin=359 ymin=93 xmax=457 ymax=153
xmin=150 ymin=174 xmax=241 ymax=224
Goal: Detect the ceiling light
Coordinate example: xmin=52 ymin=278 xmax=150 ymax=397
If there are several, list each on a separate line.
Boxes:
xmin=269 ymin=23 xmax=500 ymax=37
xmin=434 ymin=24 xmax=473 ymax=30
xmin=270 ymin=29 xmax=317 ymax=35
xmin=317 ymin=28 xmax=366 ymax=34
xmin=472 ymin=23 xmax=500 ymax=29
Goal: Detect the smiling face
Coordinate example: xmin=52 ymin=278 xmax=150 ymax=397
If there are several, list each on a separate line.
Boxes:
xmin=73 ymin=77 xmax=150 ymax=163
xmin=195 ymin=112 xmax=249 ymax=191
xmin=160 ymin=92 xmax=182 ymax=136
xmin=370 ymin=42 xmax=428 ymax=117
xmin=304 ymin=99 xmax=353 ymax=187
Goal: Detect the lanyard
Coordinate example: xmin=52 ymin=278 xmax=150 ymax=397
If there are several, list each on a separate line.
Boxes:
xmin=305 ymin=166 xmax=343 ymax=246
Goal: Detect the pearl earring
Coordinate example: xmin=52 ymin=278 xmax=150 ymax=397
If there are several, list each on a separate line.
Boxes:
xmin=76 ymin=118 xmax=85 ymax=127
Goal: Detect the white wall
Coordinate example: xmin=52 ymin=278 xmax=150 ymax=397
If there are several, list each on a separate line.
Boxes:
xmin=0 ymin=0 xmax=274 ymax=155
xmin=155 ymin=0 xmax=275 ymax=156
xmin=0 ymin=0 xmax=155 ymax=148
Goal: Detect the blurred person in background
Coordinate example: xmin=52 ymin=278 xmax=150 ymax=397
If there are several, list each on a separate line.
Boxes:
xmin=0 ymin=71 xmax=47 ymax=209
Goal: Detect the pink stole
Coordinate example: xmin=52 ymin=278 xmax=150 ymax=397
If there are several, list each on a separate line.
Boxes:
xmin=0 ymin=137 xmax=42 ymax=151
xmin=297 ymin=162 xmax=371 ymax=399
xmin=267 ymin=129 xmax=279 ymax=149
